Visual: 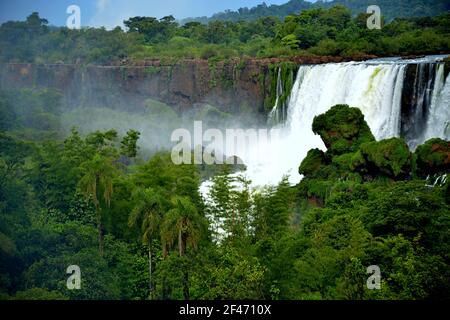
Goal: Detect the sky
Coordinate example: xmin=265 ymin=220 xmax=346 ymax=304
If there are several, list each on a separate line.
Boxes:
xmin=0 ymin=0 xmax=314 ymax=29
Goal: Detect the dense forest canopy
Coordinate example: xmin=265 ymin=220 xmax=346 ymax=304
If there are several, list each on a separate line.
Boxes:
xmin=0 ymin=6 xmax=449 ymax=64
xmin=1 ymin=93 xmax=449 ymax=299
xmin=182 ymin=0 xmax=450 ymax=23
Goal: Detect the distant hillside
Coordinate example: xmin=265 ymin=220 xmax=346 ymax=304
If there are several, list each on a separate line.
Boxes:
xmin=181 ymin=0 xmax=450 ymax=24
xmin=330 ymin=0 xmax=450 ymax=19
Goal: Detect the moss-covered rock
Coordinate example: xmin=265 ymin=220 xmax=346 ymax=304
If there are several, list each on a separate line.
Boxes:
xmin=265 ymin=62 xmax=297 ymax=119
xmin=414 ymin=138 xmax=450 ymax=177
xmin=332 ymin=151 xmax=367 ymax=176
xmin=312 ymin=104 xmax=375 ymax=156
xmin=297 ymin=177 xmax=332 ymax=206
xmin=359 ymin=138 xmax=412 ymax=179
xmin=299 ymin=148 xmax=328 ymax=177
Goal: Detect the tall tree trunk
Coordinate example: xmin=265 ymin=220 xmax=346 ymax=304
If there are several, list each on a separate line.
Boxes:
xmin=148 ymin=242 xmax=153 ymax=300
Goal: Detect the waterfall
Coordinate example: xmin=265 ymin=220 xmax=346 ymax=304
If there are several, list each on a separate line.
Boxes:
xmin=252 ymin=61 xmax=406 ymax=185
xmin=201 ymin=55 xmax=449 ymax=192
xmin=288 ymin=62 xmax=406 ymax=141
xmin=239 ymin=56 xmax=449 ymax=186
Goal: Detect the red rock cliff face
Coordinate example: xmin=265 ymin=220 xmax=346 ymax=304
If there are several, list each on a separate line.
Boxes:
xmin=0 ymin=59 xmax=273 ymax=114
xmin=0 ymin=55 xmax=376 ymax=114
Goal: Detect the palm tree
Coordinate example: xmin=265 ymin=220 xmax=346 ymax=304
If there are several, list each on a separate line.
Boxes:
xmin=128 ymin=187 xmax=162 ymax=299
xmin=161 ymin=196 xmax=205 ymax=300
xmin=78 ymin=153 xmax=116 ymax=256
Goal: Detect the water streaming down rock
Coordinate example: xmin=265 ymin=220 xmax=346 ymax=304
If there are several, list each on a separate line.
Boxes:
xmin=268 ymin=68 xmax=284 ymax=124
xmin=240 ymin=56 xmax=449 ymax=187
xmin=422 ymin=63 xmax=450 ymax=145
xmin=268 ymin=66 xmax=293 ymax=124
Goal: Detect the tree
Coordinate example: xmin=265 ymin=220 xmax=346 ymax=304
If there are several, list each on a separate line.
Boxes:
xmin=281 ymin=34 xmax=300 ymax=49
xmin=161 ymin=196 xmax=206 ymax=299
xmin=207 ymin=168 xmax=253 ymax=244
xmin=78 ymin=153 xmax=117 ymax=256
xmin=128 ymin=187 xmax=162 ymax=299
xmin=120 ymin=129 xmax=140 ymax=158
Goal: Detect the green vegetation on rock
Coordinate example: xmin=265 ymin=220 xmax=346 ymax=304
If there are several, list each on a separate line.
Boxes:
xmin=359 ymin=138 xmax=412 ymax=179
xmin=312 ymin=104 xmax=375 ymax=156
xmin=414 ymin=138 xmax=450 ymax=177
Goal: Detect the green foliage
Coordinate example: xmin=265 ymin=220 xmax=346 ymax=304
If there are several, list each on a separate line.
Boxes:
xmin=190 ymin=245 xmax=266 ymax=299
xmin=0 ymin=88 xmax=63 ymax=139
xmin=121 ymin=130 xmax=141 ymax=158
xmin=281 ymin=34 xmax=300 ymax=49
xmin=359 ymin=138 xmax=412 ymax=179
xmin=144 ymin=66 xmax=161 ymax=75
xmin=10 ymin=288 xmax=68 ymax=300
xmin=0 ymin=123 xmax=449 ymax=301
xmin=182 ymin=0 xmax=449 ymax=24
xmin=0 ymin=21 xmax=449 ymax=300
xmin=299 ymin=148 xmax=328 ymax=176
xmin=206 ymin=169 xmax=253 ymax=245
xmin=1 ymin=9 xmax=449 ymax=64
xmin=414 ymin=138 xmax=450 ymax=177
xmin=291 ymin=106 xmax=450 ymax=300
xmin=266 ymin=62 xmax=297 ymax=116
xmin=312 ymin=104 xmax=375 ymax=156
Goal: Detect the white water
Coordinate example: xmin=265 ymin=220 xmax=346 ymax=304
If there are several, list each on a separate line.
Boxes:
xmin=423 ymin=64 xmax=450 ymax=144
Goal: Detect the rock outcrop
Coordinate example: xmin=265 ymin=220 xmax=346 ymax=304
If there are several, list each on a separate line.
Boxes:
xmin=414 ymin=138 xmax=450 ymax=177
xmin=311 ymin=104 xmax=375 ymax=156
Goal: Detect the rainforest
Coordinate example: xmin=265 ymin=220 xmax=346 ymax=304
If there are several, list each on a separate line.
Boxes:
xmin=0 ymin=0 xmax=449 ymax=302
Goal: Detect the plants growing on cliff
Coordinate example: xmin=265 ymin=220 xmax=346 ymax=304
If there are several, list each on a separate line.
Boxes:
xmin=144 ymin=66 xmax=162 ymax=75
xmin=265 ymin=62 xmax=298 ymax=114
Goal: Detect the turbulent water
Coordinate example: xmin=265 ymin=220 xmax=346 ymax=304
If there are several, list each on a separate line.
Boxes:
xmin=237 ymin=55 xmax=450 ymax=187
